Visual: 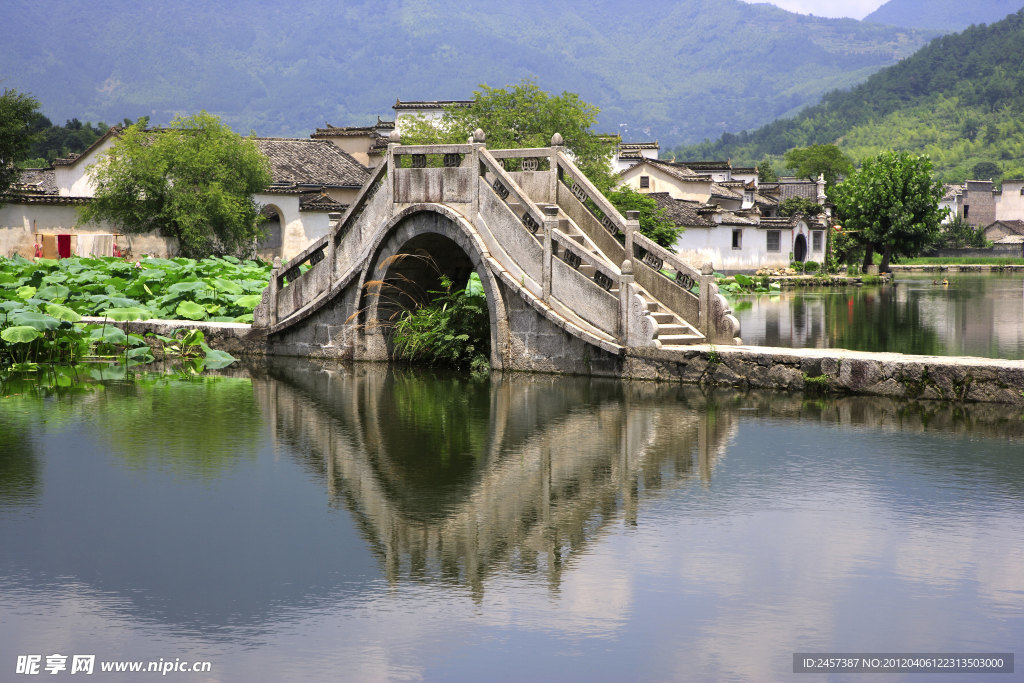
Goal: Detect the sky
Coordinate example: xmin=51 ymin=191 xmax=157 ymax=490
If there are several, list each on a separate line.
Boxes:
xmin=748 ymin=0 xmax=888 ymax=19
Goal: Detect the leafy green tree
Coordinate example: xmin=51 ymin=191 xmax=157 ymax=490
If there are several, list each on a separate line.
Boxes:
xmin=757 ymin=156 xmax=778 ymax=182
xmin=830 ymin=151 xmax=945 ymax=272
xmin=971 ymin=160 xmax=1001 ymax=180
xmin=783 ymin=144 xmax=853 ymax=186
xmin=79 ymin=112 xmax=271 ymax=258
xmin=0 ymin=89 xmax=42 ymax=206
xmin=400 ymin=79 xmax=617 ymax=192
xmin=606 ymin=186 xmax=681 ymax=249
xmin=778 ymin=197 xmax=824 ymax=217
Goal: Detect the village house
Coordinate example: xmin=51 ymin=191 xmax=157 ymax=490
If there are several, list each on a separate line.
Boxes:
xmin=618 ymin=158 xmax=828 ymax=271
xmin=1 ymin=127 xmax=369 ymax=261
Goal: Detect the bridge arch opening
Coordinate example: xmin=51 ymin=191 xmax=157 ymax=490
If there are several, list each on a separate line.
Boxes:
xmin=362 ymin=208 xmax=505 ymax=367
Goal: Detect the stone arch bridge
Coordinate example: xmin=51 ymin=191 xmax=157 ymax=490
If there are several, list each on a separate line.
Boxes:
xmin=253 ymin=133 xmax=740 ymax=374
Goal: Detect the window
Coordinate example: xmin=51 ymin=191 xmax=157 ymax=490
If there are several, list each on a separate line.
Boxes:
xmin=732 ymin=229 xmax=742 ymax=249
xmin=766 ymin=230 xmax=780 ymax=252
xmin=639 ymin=175 xmax=650 ymax=189
xmin=812 ymin=230 xmax=823 ymax=251
xmin=964 ymin=205 xmax=970 ymax=218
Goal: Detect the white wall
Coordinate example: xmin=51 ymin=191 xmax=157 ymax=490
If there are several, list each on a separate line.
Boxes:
xmin=53 ymin=137 xmax=116 ymax=197
xmin=996 ymin=180 xmax=1024 ymax=221
xmin=0 ymin=202 xmax=175 ymax=258
xmin=672 ymin=220 xmax=826 ymax=272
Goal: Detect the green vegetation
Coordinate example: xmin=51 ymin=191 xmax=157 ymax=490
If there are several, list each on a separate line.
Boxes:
xmin=391 ymin=274 xmax=490 ymax=372
xmin=79 ymin=112 xmax=271 ymax=258
xmin=3 ymin=0 xmax=936 ymax=149
xmin=401 ymin=79 xmax=616 ymax=192
xmin=933 ymin=215 xmax=991 ymax=249
xmin=897 ymin=256 xmax=1024 ymax=265
xmin=0 ymin=88 xmax=41 ymax=205
xmin=674 ymin=10 xmax=1024 ymax=182
xmin=605 ymin=186 xmax=681 ymax=249
xmin=783 ymin=144 xmax=853 ymax=186
xmin=16 ymin=116 xmax=141 ymax=168
xmin=830 ymin=151 xmax=945 ymax=271
xmin=0 ymin=254 xmax=269 ymax=372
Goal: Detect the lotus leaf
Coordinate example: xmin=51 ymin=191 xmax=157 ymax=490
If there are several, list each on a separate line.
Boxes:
xmin=35 ymin=284 xmax=71 ymax=301
xmin=16 ymin=285 xmax=37 ymax=300
xmin=45 ymin=303 xmax=83 ymax=322
xmin=1 ymin=326 xmax=42 ymax=344
xmin=233 ymin=294 xmax=263 ymax=309
xmin=103 ymin=307 xmax=152 ymax=322
xmin=175 ymin=300 xmax=207 ymax=320
xmin=734 ymin=273 xmax=754 ymax=286
xmin=168 ymin=280 xmax=206 ymax=295
xmin=11 ymin=311 xmax=61 ymax=332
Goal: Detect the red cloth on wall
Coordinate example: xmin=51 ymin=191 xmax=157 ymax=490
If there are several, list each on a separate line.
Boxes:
xmin=57 ymin=234 xmax=72 ymax=258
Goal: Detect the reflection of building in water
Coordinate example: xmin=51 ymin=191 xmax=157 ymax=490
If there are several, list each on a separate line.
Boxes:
xmin=739 ymin=293 xmax=829 ymax=348
xmin=253 ymin=364 xmax=736 ymax=595
xmin=906 ymin=278 xmax=1024 ymax=358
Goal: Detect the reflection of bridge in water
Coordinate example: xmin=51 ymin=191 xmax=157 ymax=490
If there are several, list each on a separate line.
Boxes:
xmin=252 ymin=362 xmax=737 ymax=593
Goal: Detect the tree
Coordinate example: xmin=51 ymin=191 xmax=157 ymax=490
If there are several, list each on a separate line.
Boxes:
xmin=778 ymin=197 xmax=824 ymax=217
xmin=606 ymin=186 xmax=682 ymax=249
xmin=783 ymin=144 xmax=854 ymax=186
xmin=0 ymin=89 xmax=42 ymax=206
xmin=757 ymin=156 xmax=778 ymax=182
xmin=80 ymin=112 xmax=271 ymax=258
xmin=971 ymin=160 xmax=1001 ymax=180
xmin=830 ymin=151 xmax=945 ymax=272
xmin=400 ymin=79 xmax=617 ymax=192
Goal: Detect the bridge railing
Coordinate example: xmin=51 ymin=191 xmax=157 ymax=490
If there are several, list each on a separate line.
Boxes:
xmin=552 ymin=149 xmax=738 ymax=343
xmin=549 ymin=227 xmax=620 ymax=337
xmin=391 ymin=143 xmax=477 ymax=204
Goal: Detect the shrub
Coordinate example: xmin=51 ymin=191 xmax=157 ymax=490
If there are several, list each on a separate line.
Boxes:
xmin=803 ymin=261 xmax=820 ymax=273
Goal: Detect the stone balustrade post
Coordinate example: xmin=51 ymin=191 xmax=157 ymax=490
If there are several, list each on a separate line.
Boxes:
xmin=268 ymin=256 xmax=282 ymax=327
xmin=471 ymin=128 xmax=485 ymax=219
xmin=619 ymin=258 xmax=635 ymax=343
xmin=549 ymin=132 xmax=564 ymax=203
xmin=624 ymin=210 xmax=639 ymax=266
xmin=542 ymin=204 xmax=559 ymax=301
xmin=699 ymin=261 xmax=715 ymax=338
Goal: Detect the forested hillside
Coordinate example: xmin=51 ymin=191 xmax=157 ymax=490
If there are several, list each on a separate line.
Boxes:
xmin=864 ymin=0 xmax=1023 ymax=31
xmin=675 ymin=10 xmax=1024 ymax=182
xmin=1 ymin=0 xmax=934 ymax=146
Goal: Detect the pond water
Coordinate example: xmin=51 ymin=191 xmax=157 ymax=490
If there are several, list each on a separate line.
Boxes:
xmin=2 ymin=361 xmax=1022 ymax=681
xmin=734 ymin=273 xmax=1024 ymax=360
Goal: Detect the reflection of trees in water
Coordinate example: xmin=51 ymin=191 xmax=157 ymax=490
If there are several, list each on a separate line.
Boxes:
xmin=1 ymin=372 xmax=263 ymax=482
xmin=0 ymin=419 xmax=40 ymax=508
xmin=257 ymin=361 xmax=736 ymax=595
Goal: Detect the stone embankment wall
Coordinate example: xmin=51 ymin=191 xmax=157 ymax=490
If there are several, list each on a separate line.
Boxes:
xmin=623 ymin=345 xmax=1024 ymax=405
xmin=95 ymin=319 xmax=1024 ymax=406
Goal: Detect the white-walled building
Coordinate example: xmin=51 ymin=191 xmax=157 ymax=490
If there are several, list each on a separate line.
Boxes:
xmin=619 ymin=158 xmax=829 ymax=271
xmin=2 ymin=129 xmax=369 ymax=261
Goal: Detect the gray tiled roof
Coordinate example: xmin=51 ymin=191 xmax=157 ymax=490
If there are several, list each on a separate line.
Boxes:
xmin=987 ymin=219 xmax=1024 ymax=236
xmin=393 ymin=99 xmax=472 ymax=110
xmin=299 ymin=192 xmax=348 ymax=213
xmin=13 ymin=168 xmax=58 ymax=195
xmin=648 ymin=193 xmax=712 ymax=227
xmin=253 ymin=138 xmax=369 ymax=189
xmin=642 ymin=159 xmax=708 ymax=183
xmin=776 ymin=178 xmax=819 ymax=201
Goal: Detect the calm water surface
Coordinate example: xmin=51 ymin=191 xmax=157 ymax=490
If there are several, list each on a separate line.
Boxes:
xmin=1 ymin=360 xmax=1023 ymax=681
xmin=734 ymin=273 xmax=1024 ymax=359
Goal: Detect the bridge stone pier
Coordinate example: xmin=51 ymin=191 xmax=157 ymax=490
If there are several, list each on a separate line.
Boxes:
xmin=253 ymin=131 xmax=740 ymax=375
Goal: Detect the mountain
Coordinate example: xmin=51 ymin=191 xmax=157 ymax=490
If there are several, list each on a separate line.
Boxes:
xmin=864 ymin=0 xmax=1024 ymax=31
xmin=0 ymin=0 xmax=936 ymax=146
xmin=673 ymin=10 xmax=1024 ymax=182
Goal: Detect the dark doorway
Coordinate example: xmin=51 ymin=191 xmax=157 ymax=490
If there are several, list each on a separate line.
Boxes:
xmin=793 ymin=234 xmax=807 ymax=262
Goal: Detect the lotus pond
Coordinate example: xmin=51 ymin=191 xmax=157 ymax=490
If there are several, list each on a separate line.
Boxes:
xmin=0 ymin=255 xmax=269 ymax=371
